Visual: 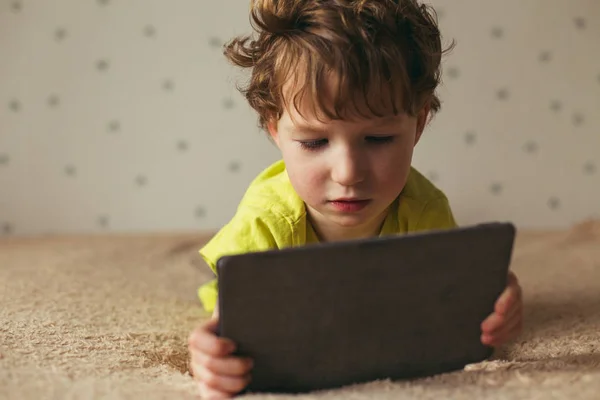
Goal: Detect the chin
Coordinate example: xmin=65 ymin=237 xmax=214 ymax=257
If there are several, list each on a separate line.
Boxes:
xmin=328 ymin=213 xmax=374 ymax=228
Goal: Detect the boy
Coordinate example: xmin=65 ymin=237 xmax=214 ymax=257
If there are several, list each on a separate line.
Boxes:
xmin=188 ymin=0 xmax=523 ymax=398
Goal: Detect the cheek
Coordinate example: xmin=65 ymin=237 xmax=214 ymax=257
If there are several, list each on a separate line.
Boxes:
xmin=288 ymin=165 xmax=325 ymax=205
xmin=281 ymin=149 xmax=327 ymax=203
xmin=372 ymin=145 xmax=414 ymax=191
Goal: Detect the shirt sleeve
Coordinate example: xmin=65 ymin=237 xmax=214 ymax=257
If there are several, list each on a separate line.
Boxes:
xmin=197 ymin=205 xmax=288 ymax=313
xmin=415 ymin=195 xmax=458 ymax=231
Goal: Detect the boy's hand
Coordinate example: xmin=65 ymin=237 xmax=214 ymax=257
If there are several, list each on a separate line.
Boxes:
xmin=480 ymin=271 xmax=523 ymax=347
xmin=188 ymin=315 xmax=254 ymax=399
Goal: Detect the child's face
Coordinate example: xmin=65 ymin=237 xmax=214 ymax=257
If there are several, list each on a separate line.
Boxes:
xmin=268 ymin=84 xmax=429 ymax=239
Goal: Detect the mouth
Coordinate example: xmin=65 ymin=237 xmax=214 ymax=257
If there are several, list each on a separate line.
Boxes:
xmin=328 ymin=198 xmax=371 ymax=213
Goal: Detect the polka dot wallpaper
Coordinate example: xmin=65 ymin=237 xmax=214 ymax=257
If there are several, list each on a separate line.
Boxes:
xmin=0 ymin=0 xmax=598 ymax=236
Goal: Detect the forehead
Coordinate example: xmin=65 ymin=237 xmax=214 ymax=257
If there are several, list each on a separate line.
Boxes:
xmin=282 ymin=104 xmax=404 ymax=132
xmin=278 ymin=67 xmax=405 ymax=128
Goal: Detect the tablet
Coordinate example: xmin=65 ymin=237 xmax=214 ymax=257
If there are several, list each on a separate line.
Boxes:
xmin=216 ymin=222 xmax=516 ymax=393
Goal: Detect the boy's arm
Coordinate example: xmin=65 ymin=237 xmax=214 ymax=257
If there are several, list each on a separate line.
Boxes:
xmin=198 ymin=279 xmax=219 ymax=313
xmin=197 ymin=205 xmax=288 ymax=313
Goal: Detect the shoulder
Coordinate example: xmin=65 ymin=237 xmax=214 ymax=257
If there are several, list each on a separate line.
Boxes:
xmin=240 ymin=159 xmax=306 ymax=225
xmin=398 ymin=167 xmax=457 ymax=231
xmin=401 ymin=167 xmax=447 ymax=202
xmin=199 ymin=160 xmax=306 ymax=273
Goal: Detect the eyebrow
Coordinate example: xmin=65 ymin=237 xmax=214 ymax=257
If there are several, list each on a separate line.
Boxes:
xmin=290 ymin=115 xmax=403 ymax=134
xmin=289 ymin=124 xmax=329 ymax=135
xmin=374 ymin=114 xmax=405 ymax=126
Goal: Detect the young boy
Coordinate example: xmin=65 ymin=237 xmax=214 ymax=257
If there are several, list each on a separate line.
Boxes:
xmin=188 ymin=0 xmax=523 ymax=398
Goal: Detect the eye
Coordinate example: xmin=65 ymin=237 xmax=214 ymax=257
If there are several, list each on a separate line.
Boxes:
xmin=298 ymin=139 xmax=328 ymax=151
xmin=366 ymin=136 xmax=394 ymax=144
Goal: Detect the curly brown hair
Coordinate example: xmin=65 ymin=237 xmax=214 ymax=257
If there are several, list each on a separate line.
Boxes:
xmin=224 ymin=0 xmax=454 ymax=130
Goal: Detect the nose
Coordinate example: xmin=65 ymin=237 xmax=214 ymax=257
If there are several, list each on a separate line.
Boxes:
xmin=330 ymin=145 xmax=366 ymax=187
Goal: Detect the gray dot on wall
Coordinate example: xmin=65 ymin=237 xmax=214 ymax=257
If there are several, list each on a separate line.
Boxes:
xmin=0 ymin=154 xmax=9 ymax=165
xmin=135 ymin=175 xmax=148 ymax=186
xmin=97 ymin=215 xmax=110 ymax=228
xmin=574 ymin=17 xmax=586 ymax=29
xmin=524 ymin=141 xmax=539 ymax=154
xmin=539 ymin=51 xmax=552 ymax=63
xmin=496 ymin=88 xmax=509 ymax=101
xmin=548 ymin=197 xmax=560 ymax=210
xmin=162 ymin=79 xmax=174 ymax=92
xmin=446 ymin=66 xmax=460 ymax=79
xmin=144 ymin=25 xmax=156 ymax=38
xmin=11 ymin=1 xmax=21 ymax=12
xmin=107 ymin=120 xmax=120 ymax=132
xmin=490 ymin=183 xmax=503 ymax=195
xmin=572 ymin=113 xmax=585 ymax=126
xmin=464 ymin=131 xmax=476 ymax=145
xmin=195 ymin=206 xmax=207 ymax=219
xmin=97 ymin=0 xmax=109 ymax=5
xmin=8 ymin=99 xmax=21 ymax=112
xmin=65 ymin=165 xmax=77 ymax=177
xmin=177 ymin=140 xmax=189 ymax=151
xmin=550 ymin=100 xmax=562 ymax=112
xmin=55 ymin=28 xmax=67 ymax=42
xmin=96 ymin=59 xmax=110 ymax=72
xmin=228 ymin=161 xmax=241 ymax=172
xmin=2 ymin=223 xmax=13 ymax=235
xmin=491 ymin=27 xmax=504 ymax=39
xmin=222 ymin=98 xmax=235 ymax=110
xmin=584 ymin=161 xmax=596 ymax=175
xmin=48 ymin=94 xmax=60 ymax=108
xmin=208 ymin=37 xmax=222 ymax=48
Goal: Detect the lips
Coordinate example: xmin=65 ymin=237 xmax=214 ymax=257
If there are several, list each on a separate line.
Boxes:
xmin=328 ymin=199 xmax=371 ymax=212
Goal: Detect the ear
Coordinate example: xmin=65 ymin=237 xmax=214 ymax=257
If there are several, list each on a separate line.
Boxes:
xmin=267 ymin=118 xmax=280 ymax=148
xmin=414 ymin=104 xmax=431 ymax=146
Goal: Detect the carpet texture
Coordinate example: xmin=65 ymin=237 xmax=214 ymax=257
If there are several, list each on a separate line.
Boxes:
xmin=1 ymin=220 xmax=599 ymax=399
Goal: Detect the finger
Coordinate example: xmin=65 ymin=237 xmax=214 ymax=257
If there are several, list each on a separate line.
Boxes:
xmin=496 ymin=281 xmax=522 ymax=315
xmin=188 ymin=322 xmax=236 ymax=357
xmin=482 ymin=321 xmax=522 ymax=347
xmin=481 ymin=302 xmax=523 ymax=334
xmin=485 ymin=316 xmax=522 ymax=345
xmin=198 ymin=381 xmax=232 ymax=399
xmin=495 ymin=277 xmax=522 ymax=316
xmin=507 ymin=270 xmax=518 ymax=286
xmin=193 ymin=362 xmax=247 ymax=396
xmin=498 ymin=300 xmax=523 ymax=331
xmin=192 ymin=352 xmax=254 ymax=376
xmin=481 ymin=313 xmax=523 ymax=346
xmin=481 ymin=310 xmax=504 ymax=333
xmin=194 ymin=363 xmax=251 ymax=395
xmin=495 ymin=308 xmax=524 ymax=338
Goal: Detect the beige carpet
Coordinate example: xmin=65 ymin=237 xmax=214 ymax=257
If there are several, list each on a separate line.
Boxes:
xmin=1 ymin=220 xmax=600 ymax=399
